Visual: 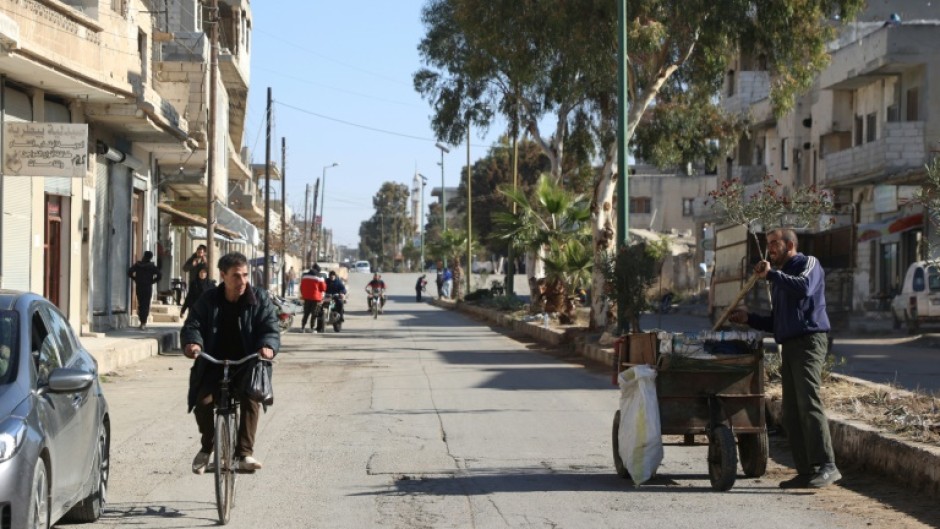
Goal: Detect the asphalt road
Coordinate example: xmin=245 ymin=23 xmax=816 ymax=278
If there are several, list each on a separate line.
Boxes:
xmin=77 ymin=273 xmax=938 ymax=529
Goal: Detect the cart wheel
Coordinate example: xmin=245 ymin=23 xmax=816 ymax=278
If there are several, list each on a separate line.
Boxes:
xmin=707 ymin=425 xmax=737 ymax=491
xmin=683 ymin=434 xmax=696 ymax=445
xmin=612 ymin=410 xmax=631 ymax=480
xmin=737 ymin=431 xmax=769 ymax=478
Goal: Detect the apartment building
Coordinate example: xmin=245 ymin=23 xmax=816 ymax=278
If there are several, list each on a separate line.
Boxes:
xmin=719 ymin=2 xmax=940 ymax=317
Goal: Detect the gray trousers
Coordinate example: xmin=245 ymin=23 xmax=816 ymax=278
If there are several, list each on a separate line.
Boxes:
xmin=780 ymin=332 xmax=836 ymax=474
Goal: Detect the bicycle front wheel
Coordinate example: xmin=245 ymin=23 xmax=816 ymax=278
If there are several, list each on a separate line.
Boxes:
xmin=214 ymin=412 xmax=237 ymax=524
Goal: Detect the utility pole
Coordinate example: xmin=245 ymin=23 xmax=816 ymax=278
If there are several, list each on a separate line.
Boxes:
xmin=616 ymin=0 xmax=630 ymax=333
xmin=435 ymin=142 xmax=449 ymax=267
xmin=311 ymin=178 xmax=320 ymax=262
xmin=507 ymin=123 xmax=519 ymax=296
xmin=205 ymin=0 xmax=219 ymax=280
xmin=302 ymin=183 xmax=310 ymax=267
xmin=263 ymin=87 xmax=272 ymax=291
xmin=280 ymin=136 xmax=287 ymax=297
xmin=466 ymin=123 xmax=471 ymax=298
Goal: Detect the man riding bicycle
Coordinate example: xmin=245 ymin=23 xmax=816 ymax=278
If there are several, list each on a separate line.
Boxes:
xmin=365 ymin=273 xmax=387 ymax=313
xmin=324 ymin=270 xmax=347 ymax=322
xmin=182 ymin=252 xmax=280 ymax=473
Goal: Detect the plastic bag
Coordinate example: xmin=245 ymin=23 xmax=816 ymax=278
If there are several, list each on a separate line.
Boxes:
xmin=244 ymin=360 xmax=274 ymax=406
xmin=617 ymin=365 xmax=663 ymax=486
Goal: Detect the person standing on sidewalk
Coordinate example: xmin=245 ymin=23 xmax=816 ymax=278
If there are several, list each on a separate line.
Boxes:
xmin=286 ymin=266 xmax=297 ymax=297
xmin=441 ymin=266 xmax=453 ymax=299
xmin=180 ymin=263 xmax=215 ymax=319
xmin=128 ymin=250 xmax=162 ymax=330
xmin=299 ymin=264 xmax=326 ymax=332
xmin=730 ymin=228 xmax=840 ymax=489
xmin=415 ymin=274 xmax=427 ymax=302
xmin=183 ymin=244 xmax=208 ymax=284
xmin=435 ymin=262 xmax=444 ymax=299
xmin=182 ymin=251 xmax=279 ymax=473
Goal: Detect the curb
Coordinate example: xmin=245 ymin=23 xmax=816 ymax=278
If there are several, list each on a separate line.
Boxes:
xmin=84 ymin=328 xmax=180 ymax=375
xmin=433 ymin=298 xmax=940 ymax=500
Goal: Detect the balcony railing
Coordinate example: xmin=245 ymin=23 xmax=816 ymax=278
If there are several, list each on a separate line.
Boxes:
xmin=731 ymin=165 xmax=768 ymax=186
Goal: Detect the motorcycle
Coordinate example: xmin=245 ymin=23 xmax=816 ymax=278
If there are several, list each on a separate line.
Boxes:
xmin=368 ymin=289 xmax=383 ymax=319
xmin=272 ymin=295 xmax=296 ymax=334
xmin=317 ymin=294 xmax=344 ymax=333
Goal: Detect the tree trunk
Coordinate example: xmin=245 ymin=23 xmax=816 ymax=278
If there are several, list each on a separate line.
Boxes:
xmin=590 ymin=158 xmax=618 ymax=331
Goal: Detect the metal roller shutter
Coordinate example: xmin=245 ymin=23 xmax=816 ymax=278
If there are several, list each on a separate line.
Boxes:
xmin=109 ymin=164 xmax=130 ymax=312
xmin=2 ymin=86 xmax=32 ymax=291
xmin=92 ymin=159 xmax=109 ymax=313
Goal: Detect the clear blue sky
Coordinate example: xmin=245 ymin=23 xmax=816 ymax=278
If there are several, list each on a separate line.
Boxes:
xmin=245 ymin=1 xmax=506 ymax=249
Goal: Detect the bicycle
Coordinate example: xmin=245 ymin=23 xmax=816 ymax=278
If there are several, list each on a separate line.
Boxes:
xmin=197 ymin=351 xmax=259 ymax=525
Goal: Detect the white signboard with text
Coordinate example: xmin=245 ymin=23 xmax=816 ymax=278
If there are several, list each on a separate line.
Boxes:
xmin=3 ymin=122 xmax=88 ymax=178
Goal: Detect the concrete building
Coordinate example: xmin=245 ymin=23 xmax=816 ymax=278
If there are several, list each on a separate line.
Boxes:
xmin=718 ymin=2 xmax=940 ymax=320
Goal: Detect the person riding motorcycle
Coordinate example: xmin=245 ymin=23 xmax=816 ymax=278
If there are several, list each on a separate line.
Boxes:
xmin=324 ymin=270 xmax=346 ymax=322
xmin=365 ymin=273 xmax=387 ymax=313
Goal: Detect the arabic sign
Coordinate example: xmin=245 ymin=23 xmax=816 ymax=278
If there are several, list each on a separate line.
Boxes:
xmin=3 ymin=123 xmax=88 ymax=178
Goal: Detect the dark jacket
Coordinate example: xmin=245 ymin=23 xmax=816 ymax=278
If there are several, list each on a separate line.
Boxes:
xmin=182 ymin=283 xmax=280 ymax=410
xmin=747 ymin=253 xmax=831 ymax=342
xmin=325 ymin=277 xmax=347 ymax=296
xmin=128 ymin=261 xmax=161 ymax=290
xmin=181 ymin=274 xmax=216 ymax=314
xmin=183 ymin=252 xmax=208 ymax=283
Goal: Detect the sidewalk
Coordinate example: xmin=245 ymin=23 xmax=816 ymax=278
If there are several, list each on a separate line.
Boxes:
xmin=81 ymin=321 xmax=181 ymax=374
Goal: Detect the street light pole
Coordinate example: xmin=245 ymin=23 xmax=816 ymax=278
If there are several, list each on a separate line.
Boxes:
xmin=418 ymin=174 xmax=427 ymax=270
xmin=316 ymin=162 xmax=339 ymax=262
xmin=435 ymin=142 xmax=449 ymax=267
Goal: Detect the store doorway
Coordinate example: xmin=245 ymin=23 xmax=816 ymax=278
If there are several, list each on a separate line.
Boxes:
xmin=44 ymin=195 xmax=62 ymax=307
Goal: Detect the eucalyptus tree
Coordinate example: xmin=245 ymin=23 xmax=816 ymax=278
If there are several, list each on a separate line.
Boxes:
xmin=358 ymin=182 xmax=413 ymax=270
xmin=415 ymin=0 xmax=864 ymax=329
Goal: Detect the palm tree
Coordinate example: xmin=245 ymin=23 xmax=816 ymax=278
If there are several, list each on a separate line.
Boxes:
xmin=494 ymin=174 xmax=591 ymax=316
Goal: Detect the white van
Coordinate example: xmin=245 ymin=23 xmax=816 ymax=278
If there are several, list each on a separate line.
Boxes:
xmin=891 ymin=261 xmax=940 ymax=332
xmin=353 ymin=260 xmax=371 ymax=274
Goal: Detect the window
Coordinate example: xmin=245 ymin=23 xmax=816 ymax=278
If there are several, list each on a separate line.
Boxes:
xmin=866 ymin=112 xmax=877 ymax=143
xmin=682 ymin=198 xmax=694 ymax=217
xmin=780 ymin=138 xmax=790 ymax=170
xmin=31 ymin=310 xmax=59 ymax=386
xmin=0 ymin=311 xmax=18 ymax=385
xmin=630 ymin=197 xmax=652 ymax=214
xmin=854 ymin=115 xmax=864 ymax=146
xmin=906 ymin=88 xmax=920 ymax=121
xmin=138 ymin=30 xmax=148 ymax=86
xmin=42 ymin=306 xmax=76 ymax=366
xmin=727 ymin=70 xmax=735 ymax=97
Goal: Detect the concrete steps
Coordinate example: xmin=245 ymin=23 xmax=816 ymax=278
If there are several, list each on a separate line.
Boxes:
xmin=150 ymin=303 xmax=182 ymax=323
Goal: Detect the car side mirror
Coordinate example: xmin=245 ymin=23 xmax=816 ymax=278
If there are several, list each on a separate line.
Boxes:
xmin=47 ymin=368 xmax=94 ymax=393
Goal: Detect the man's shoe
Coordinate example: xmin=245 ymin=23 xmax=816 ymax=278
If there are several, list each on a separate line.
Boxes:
xmin=237 ymin=456 xmax=262 ymax=471
xmin=778 ymin=474 xmax=813 ymax=489
xmin=808 ymin=464 xmax=841 ymax=488
xmin=312 ymin=329 xmax=318 ymax=334
xmin=192 ymin=451 xmax=211 ymax=475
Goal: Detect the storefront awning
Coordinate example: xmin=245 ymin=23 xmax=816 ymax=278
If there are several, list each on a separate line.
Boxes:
xmin=215 ymin=201 xmax=260 ymax=246
xmin=857 ymin=213 xmax=924 ymax=242
xmin=157 ymin=202 xmax=241 ymax=239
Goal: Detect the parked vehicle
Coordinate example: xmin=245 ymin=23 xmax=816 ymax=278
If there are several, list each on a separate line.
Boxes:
xmin=272 ymin=295 xmax=297 ymax=334
xmin=0 ymin=291 xmax=110 ymax=527
xmin=352 ymin=261 xmax=371 ymax=274
xmin=891 ymin=261 xmax=940 ymax=332
xmin=317 ymin=294 xmax=344 ymax=333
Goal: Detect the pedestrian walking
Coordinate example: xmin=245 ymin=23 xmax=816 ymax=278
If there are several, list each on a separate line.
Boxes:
xmin=128 ymin=250 xmax=162 ymax=329
xmin=441 ymin=266 xmax=453 ymax=299
xmin=415 ymin=274 xmax=428 ymax=302
xmin=435 ymin=262 xmax=444 ymax=299
xmin=180 ymin=263 xmax=215 ymax=319
xmin=287 ymin=266 xmax=297 ymax=296
xmin=730 ymin=228 xmax=840 ymax=489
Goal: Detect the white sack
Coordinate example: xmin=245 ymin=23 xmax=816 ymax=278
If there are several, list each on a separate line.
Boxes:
xmin=617 ymin=365 xmax=663 ymax=486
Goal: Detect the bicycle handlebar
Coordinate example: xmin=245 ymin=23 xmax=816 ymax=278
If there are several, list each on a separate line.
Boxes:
xmin=197 ymin=352 xmax=260 ymax=365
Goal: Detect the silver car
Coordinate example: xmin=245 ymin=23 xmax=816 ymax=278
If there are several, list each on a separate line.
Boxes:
xmin=0 ymin=291 xmax=109 ymax=527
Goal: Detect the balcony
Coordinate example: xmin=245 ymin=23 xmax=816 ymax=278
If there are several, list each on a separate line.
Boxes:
xmin=824 ymin=122 xmax=927 ymax=184
xmin=228 ymin=140 xmax=251 ymax=181
xmin=731 ymin=165 xmax=768 ymax=186
xmin=722 ymin=71 xmax=770 ymax=116
xmin=229 ymin=179 xmax=265 ymax=223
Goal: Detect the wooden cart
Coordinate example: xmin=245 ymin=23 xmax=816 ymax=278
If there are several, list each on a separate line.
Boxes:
xmin=612 ymin=334 xmax=768 ymax=491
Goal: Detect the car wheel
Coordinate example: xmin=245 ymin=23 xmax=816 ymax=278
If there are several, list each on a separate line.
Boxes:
xmin=27 ymin=460 xmax=49 ymax=529
xmin=64 ymin=421 xmax=109 ymax=522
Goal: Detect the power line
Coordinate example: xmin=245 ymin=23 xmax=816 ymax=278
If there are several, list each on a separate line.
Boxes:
xmin=253 ymin=65 xmax=421 ymax=108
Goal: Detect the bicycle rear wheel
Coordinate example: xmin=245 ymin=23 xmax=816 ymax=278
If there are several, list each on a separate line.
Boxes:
xmin=214 ymin=412 xmax=237 ymax=524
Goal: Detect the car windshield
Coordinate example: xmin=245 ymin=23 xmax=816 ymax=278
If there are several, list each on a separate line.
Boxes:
xmin=928 ymin=266 xmax=940 ymax=292
xmin=0 ymin=310 xmax=18 ymax=385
